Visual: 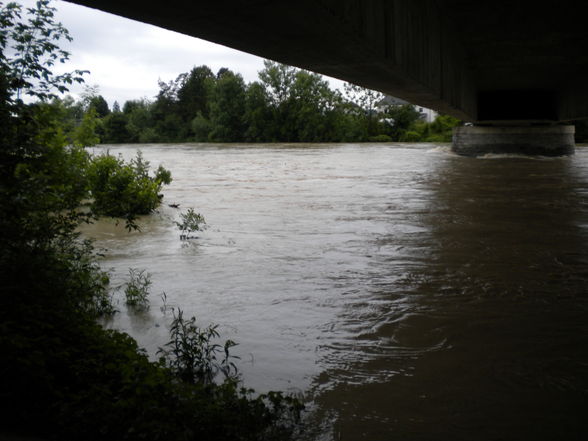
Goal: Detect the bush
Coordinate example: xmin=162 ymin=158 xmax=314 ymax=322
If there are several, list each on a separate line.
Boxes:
xmin=73 ymin=106 xmax=100 ymax=147
xmin=175 ymin=208 xmax=206 ymax=239
xmin=87 ymin=151 xmax=172 ymax=227
xmin=367 ymin=134 xmax=392 ymax=142
xmin=399 ymin=130 xmax=422 ymax=142
xmin=158 ymin=309 xmax=239 ymax=384
xmin=124 ymin=268 xmax=152 ymax=310
xmin=424 ymin=133 xmax=450 ymax=143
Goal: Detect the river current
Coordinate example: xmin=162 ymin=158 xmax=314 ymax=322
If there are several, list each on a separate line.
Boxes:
xmin=84 ymin=143 xmax=588 ymax=441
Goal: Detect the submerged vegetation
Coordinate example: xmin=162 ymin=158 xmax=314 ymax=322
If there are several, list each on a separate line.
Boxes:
xmin=0 ymin=1 xmax=302 ymax=440
xmin=87 ymin=150 xmax=172 ymax=228
xmin=176 ymin=207 xmax=207 ymax=239
xmin=158 ymin=308 xmax=240 ymax=385
xmin=124 ymin=268 xmax=152 ymax=310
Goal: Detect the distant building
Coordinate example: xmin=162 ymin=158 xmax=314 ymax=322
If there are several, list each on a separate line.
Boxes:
xmin=377 ymin=95 xmax=437 ymax=123
xmin=416 ymin=106 xmax=437 ymax=123
xmin=378 ymin=95 xmax=409 ymax=107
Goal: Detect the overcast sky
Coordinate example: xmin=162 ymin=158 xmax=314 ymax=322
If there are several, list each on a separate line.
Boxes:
xmin=16 ymin=0 xmax=294 ymax=106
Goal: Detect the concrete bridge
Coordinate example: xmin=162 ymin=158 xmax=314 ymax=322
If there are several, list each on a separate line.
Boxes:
xmin=69 ymin=0 xmax=588 ymax=155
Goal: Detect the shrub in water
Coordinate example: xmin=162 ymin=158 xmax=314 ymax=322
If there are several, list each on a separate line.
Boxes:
xmin=175 ymin=208 xmax=206 ymax=239
xmin=87 ymin=151 xmax=172 ymax=229
xmin=158 ymin=308 xmax=238 ymax=384
xmin=124 ymin=268 xmax=151 ymax=310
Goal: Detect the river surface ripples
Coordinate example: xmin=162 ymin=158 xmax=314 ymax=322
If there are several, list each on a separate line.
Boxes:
xmin=84 ymin=143 xmax=588 ymax=441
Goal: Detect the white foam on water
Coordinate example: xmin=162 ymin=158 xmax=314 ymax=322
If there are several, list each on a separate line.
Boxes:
xmin=426 ymin=145 xmax=453 ymax=154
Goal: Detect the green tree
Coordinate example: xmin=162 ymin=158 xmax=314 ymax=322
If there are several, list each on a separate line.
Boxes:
xmin=34 ymin=96 xmax=78 ymax=143
xmin=426 ymin=113 xmax=460 ymax=141
xmin=87 ymin=151 xmax=172 ymax=224
xmin=288 ymin=69 xmax=341 ymax=141
xmin=151 ymin=75 xmax=185 ymax=141
xmin=0 ymin=0 xmax=87 ymax=101
xmin=102 ymin=111 xmax=131 ymax=143
xmin=244 ymin=81 xmax=272 ymax=141
xmin=258 ymin=60 xmax=296 ymax=107
xmin=208 ymin=69 xmax=246 ymax=141
xmin=177 ymin=65 xmax=214 ymax=121
xmin=123 ymin=98 xmax=155 ymax=142
xmin=191 ymin=111 xmax=213 ymax=141
xmin=89 ymin=94 xmax=110 ymax=117
xmin=73 ymin=105 xmax=100 ymax=146
xmin=385 ymin=104 xmax=422 ymax=140
xmin=343 ymin=82 xmax=385 ymax=138
xmin=257 ymin=60 xmax=348 ymax=142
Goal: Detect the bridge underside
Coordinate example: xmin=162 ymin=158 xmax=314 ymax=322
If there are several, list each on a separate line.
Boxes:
xmin=70 ymin=0 xmax=588 ymax=154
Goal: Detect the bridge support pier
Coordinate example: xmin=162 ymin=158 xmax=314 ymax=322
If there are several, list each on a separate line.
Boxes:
xmin=452 ymin=125 xmax=575 ymax=156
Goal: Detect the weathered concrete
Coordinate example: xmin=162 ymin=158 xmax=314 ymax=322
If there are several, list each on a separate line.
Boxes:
xmin=452 ymin=125 xmax=575 ymax=157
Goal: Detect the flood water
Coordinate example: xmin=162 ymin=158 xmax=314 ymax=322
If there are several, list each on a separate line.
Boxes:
xmin=85 ymin=143 xmax=588 ymax=440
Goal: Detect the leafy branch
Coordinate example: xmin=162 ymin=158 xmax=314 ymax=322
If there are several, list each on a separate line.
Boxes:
xmin=157 ymin=308 xmax=239 ymax=384
xmin=0 ymin=0 xmax=87 ymax=101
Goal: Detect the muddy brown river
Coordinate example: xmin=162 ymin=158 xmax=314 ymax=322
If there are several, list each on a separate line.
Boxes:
xmin=84 ymin=143 xmax=588 ymax=440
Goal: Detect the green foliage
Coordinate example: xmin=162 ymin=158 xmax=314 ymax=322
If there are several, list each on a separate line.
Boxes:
xmin=19 ymin=50 xmax=459 ymax=145
xmin=155 ymin=163 xmax=172 ymax=185
xmin=124 ymin=268 xmax=151 ymax=310
xmin=400 ymin=113 xmax=461 ymax=142
xmin=98 ymin=58 xmax=461 ymax=144
xmin=368 ymin=134 xmax=392 ymax=142
xmin=289 ymin=70 xmax=339 ymax=141
xmin=424 ymin=114 xmax=460 ymax=141
xmin=87 ymin=151 xmax=171 ymax=227
xmin=244 ymin=81 xmax=272 ymax=141
xmin=89 ymin=94 xmax=110 ymax=117
xmin=177 ymin=65 xmax=214 ymax=121
xmin=423 ymin=133 xmax=448 ymax=143
xmin=175 ymin=207 xmax=206 ymax=239
xmin=73 ymin=105 xmax=100 ymax=146
xmin=158 ymin=309 xmax=239 ymax=384
xmin=3 ymin=312 xmax=303 ymax=441
xmin=256 ymin=60 xmax=345 ymax=142
xmin=208 ymin=69 xmax=247 ymax=141
xmin=124 ymin=98 xmax=155 ymax=142
xmin=258 ymin=60 xmax=297 ymax=107
xmin=191 ymin=111 xmax=212 ymax=141
xmin=399 ymin=130 xmax=422 ymax=142
xmin=343 ymin=81 xmax=384 ymax=137
xmin=154 ymin=309 xmax=304 ymax=440
xmin=102 ymin=111 xmax=131 ymax=143
xmin=0 ymin=0 xmax=87 ymax=101
xmin=385 ymin=104 xmax=423 ymax=140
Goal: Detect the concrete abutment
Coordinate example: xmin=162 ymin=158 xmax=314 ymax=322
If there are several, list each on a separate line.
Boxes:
xmin=452 ymin=125 xmax=575 ymax=157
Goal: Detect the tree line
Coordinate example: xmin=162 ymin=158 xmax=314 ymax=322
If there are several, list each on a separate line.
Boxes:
xmin=51 ymin=61 xmax=461 ymax=145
